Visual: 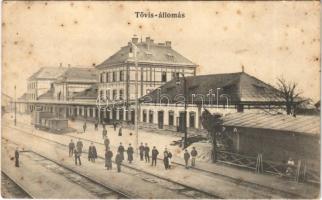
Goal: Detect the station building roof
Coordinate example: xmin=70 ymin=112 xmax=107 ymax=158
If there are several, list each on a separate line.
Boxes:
xmin=96 ymin=36 xmax=197 ymax=68
xmin=73 ymin=85 xmax=98 ymax=100
xmin=143 ymin=72 xmax=285 ymax=105
xmin=55 ymin=67 xmax=98 ymax=84
xmin=27 ymin=67 xmax=68 ymax=81
xmin=222 ymin=112 xmax=320 ymax=136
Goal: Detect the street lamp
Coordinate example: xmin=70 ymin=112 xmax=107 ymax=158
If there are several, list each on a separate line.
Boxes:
xmin=131 ymin=42 xmax=139 ymax=156
xmin=216 ymin=88 xmax=221 ymax=111
xmin=176 ymin=72 xmax=187 ymax=149
xmin=220 ymin=94 xmax=229 ymax=111
xmin=14 ymin=85 xmax=17 ymax=126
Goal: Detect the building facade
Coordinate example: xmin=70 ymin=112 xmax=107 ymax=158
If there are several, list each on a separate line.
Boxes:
xmin=95 ymin=35 xmax=197 ymax=105
xmin=134 ymin=72 xmax=286 ymax=135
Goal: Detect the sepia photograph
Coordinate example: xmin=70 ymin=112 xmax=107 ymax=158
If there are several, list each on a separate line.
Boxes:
xmin=1 ymin=1 xmax=321 ymax=199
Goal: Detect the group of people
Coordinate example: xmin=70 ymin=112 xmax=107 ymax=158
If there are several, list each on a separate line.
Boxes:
xmin=70 ymin=121 xmax=199 ymax=172
xmin=69 ymin=139 xmax=98 ymax=165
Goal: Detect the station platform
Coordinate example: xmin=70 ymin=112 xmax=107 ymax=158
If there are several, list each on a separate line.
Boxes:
xmin=2 ymin=115 xmax=320 ymax=198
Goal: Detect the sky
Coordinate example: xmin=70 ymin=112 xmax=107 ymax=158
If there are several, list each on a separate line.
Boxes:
xmin=2 ymin=1 xmax=320 ymax=102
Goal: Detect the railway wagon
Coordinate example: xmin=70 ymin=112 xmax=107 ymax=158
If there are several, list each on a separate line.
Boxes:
xmin=33 ymin=111 xmax=68 ymax=133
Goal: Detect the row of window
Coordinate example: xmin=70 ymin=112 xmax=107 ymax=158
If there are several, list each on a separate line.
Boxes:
xmin=99 ymin=71 xmax=182 ymax=83
xmin=99 ymin=89 xmax=124 ymax=100
xmin=100 ymin=71 xmax=124 ymax=83
xmin=142 ymin=110 xmax=196 ymax=128
xmin=28 ymin=82 xmax=37 ymax=89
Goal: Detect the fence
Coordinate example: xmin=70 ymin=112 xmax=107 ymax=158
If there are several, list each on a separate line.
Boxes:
xmin=217 ymin=150 xmax=319 ymax=183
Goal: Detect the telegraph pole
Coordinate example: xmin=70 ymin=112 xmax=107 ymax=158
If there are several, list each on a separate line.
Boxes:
xmin=132 ymin=42 xmax=139 ymax=155
xmin=14 ymin=85 xmax=17 ymax=126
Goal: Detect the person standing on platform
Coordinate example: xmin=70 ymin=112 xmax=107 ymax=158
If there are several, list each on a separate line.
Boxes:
xmin=151 ymin=146 xmax=159 ymax=166
xmin=74 ymin=149 xmax=81 ymax=166
xmin=15 ymin=147 xmax=19 ymax=167
xmin=184 ymin=149 xmax=190 ymax=169
xmin=168 ymin=150 xmax=173 ymax=169
xmin=68 ymin=139 xmax=75 ymax=157
xmin=191 ymin=147 xmax=198 ymax=167
xmin=83 ymin=121 xmax=87 ymax=133
xmin=127 ymin=144 xmax=134 ymax=164
xmin=105 ymin=148 xmax=113 ymax=170
xmin=88 ymin=142 xmax=97 ymax=162
xmin=76 ymin=139 xmax=83 ymax=155
xmin=113 ymin=122 xmax=117 ymax=131
xmin=115 ymin=151 xmax=122 ymax=172
xmin=102 ymin=127 xmax=107 ymax=139
xmin=118 ymin=126 xmax=123 ymax=136
xmin=163 ymin=148 xmax=169 ymax=170
xmin=144 ymin=143 xmax=150 ymax=163
xmin=104 ymin=137 xmax=110 ymax=151
xmin=94 ymin=121 xmax=98 ymax=131
xmin=139 ymin=143 xmax=145 ymax=161
xmin=118 ymin=142 xmax=125 ymax=161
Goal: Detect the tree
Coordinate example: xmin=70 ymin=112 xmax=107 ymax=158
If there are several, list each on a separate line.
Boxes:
xmin=201 ymin=109 xmax=223 ymax=162
xmin=276 ymin=77 xmax=308 ymax=115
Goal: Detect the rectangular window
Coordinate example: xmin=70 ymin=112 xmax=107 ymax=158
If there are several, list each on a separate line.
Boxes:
xmin=100 ymin=73 xmax=102 ymax=83
xmin=169 ymin=111 xmax=174 ymax=126
xmin=106 ymin=72 xmax=109 ymax=82
xmin=143 ymin=110 xmax=147 ymax=122
xmin=106 ymin=90 xmax=110 ymax=100
xmin=149 ymin=110 xmax=154 ymax=123
xmin=189 ymin=112 xmax=196 ymax=128
xmin=100 ymin=90 xmax=104 ymax=99
xmin=120 ymin=71 xmax=124 ymax=81
xmin=119 ymin=89 xmax=124 ymax=100
xmin=161 ymin=71 xmax=167 ymax=82
xmin=113 ymin=90 xmax=117 ymax=100
xmin=113 ymin=71 xmax=117 ymax=82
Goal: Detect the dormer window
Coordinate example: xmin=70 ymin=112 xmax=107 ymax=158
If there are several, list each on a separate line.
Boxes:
xmin=166 ymin=53 xmax=174 ymax=61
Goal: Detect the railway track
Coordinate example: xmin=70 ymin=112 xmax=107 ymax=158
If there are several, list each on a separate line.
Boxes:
xmin=2 ymin=127 xmax=219 ymax=199
xmin=4 ymin=122 xmax=305 ymax=198
xmin=1 ymin=171 xmax=33 ymax=198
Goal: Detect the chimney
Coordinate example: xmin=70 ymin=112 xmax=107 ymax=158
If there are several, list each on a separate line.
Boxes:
xmin=132 ymin=34 xmax=139 ymax=44
xmin=165 ymin=41 xmax=171 ymax=48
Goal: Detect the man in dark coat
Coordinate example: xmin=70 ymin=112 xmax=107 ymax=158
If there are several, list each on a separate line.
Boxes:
xmin=83 ymin=122 xmax=87 ymax=133
xmin=68 ymin=139 xmax=75 ymax=157
xmin=15 ymin=147 xmax=19 ymax=167
xmin=115 ymin=152 xmax=122 ymax=172
xmin=163 ymin=149 xmax=169 ymax=170
xmin=113 ymin=122 xmax=117 ymax=131
xmin=144 ymin=143 xmax=150 ymax=163
xmin=184 ymin=149 xmax=190 ymax=169
xmin=88 ymin=142 xmax=97 ymax=162
xmin=94 ymin=121 xmax=98 ymax=131
xmin=151 ymin=146 xmax=159 ymax=166
xmin=102 ymin=127 xmax=107 ymax=139
xmin=74 ymin=149 xmax=81 ymax=165
xmin=118 ymin=126 xmax=123 ymax=136
xmin=127 ymin=144 xmax=134 ymax=164
xmin=76 ymin=139 xmax=83 ymax=155
xmin=105 ymin=148 xmax=113 ymax=170
xmin=118 ymin=143 xmax=125 ymax=161
xmin=191 ymin=147 xmax=198 ymax=167
xmin=104 ymin=137 xmax=110 ymax=151
xmin=139 ymin=143 xmax=144 ymax=161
